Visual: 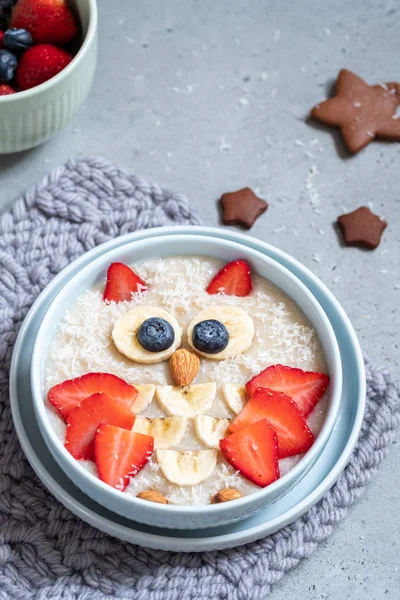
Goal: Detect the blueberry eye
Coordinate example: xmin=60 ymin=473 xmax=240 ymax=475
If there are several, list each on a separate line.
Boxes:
xmin=192 ymin=320 xmax=229 ymax=354
xmin=137 ymin=318 xmax=175 ymax=352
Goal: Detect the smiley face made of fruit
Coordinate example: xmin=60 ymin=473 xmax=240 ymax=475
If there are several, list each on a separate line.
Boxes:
xmin=47 ymin=260 xmax=329 ymax=504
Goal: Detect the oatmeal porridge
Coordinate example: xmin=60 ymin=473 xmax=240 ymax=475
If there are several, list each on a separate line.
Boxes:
xmin=44 ymin=256 xmax=330 ymax=505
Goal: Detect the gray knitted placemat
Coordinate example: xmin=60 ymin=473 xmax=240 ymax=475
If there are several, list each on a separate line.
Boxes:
xmin=1 ymin=156 xmax=399 ymax=600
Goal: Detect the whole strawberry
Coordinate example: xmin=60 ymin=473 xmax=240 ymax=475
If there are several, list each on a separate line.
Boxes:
xmin=11 ymin=0 xmax=78 ymax=45
xmin=16 ymin=43 xmax=72 ymax=90
xmin=0 ymin=82 xmax=16 ymax=94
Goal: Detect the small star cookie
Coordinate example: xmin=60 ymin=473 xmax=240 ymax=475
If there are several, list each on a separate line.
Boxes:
xmin=337 ymin=206 xmax=387 ymax=249
xmin=220 ymin=187 xmax=268 ymax=229
xmin=311 ymin=69 xmax=400 ymax=154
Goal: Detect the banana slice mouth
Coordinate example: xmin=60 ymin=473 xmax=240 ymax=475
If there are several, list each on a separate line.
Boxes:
xmin=131 ymin=384 xmax=156 ymax=413
xmin=195 ymin=415 xmax=230 ymax=449
xmin=221 ymin=384 xmax=247 ymax=415
xmin=157 ymin=449 xmax=218 ymax=486
xmin=112 ymin=307 xmax=181 ymax=364
xmin=187 ymin=305 xmax=254 ymax=360
xmin=133 ymin=416 xmax=187 ymax=449
xmin=155 ymin=383 xmax=216 ymax=416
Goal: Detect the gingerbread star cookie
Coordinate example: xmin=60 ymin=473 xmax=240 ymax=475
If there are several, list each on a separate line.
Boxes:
xmin=311 ymin=69 xmax=400 ymax=154
xmin=337 ymin=206 xmax=387 ymax=249
xmin=220 ymin=187 xmax=268 ymax=229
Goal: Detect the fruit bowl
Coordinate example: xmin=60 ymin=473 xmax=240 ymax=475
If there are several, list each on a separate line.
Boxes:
xmin=0 ymin=0 xmax=97 ymax=154
xmin=30 ymin=231 xmax=343 ymax=530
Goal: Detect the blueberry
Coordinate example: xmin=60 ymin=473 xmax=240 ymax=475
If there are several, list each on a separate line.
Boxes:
xmin=137 ymin=317 xmax=175 ymax=352
xmin=3 ymin=28 xmax=32 ymax=53
xmin=0 ymin=1 xmax=18 ymax=32
xmin=0 ymin=0 xmax=17 ymax=10
xmin=192 ymin=319 xmax=229 ymax=354
xmin=0 ymin=49 xmax=17 ymax=82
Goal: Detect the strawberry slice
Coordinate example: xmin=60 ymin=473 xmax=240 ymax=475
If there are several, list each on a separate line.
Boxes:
xmin=220 ymin=419 xmax=280 ymax=487
xmin=103 ymin=262 xmax=148 ymax=302
xmin=229 ymin=388 xmax=315 ymax=458
xmin=246 ymin=364 xmax=329 ymax=417
xmin=206 ymin=260 xmax=252 ymax=296
xmin=95 ymin=423 xmax=154 ymax=491
xmin=65 ymin=393 xmax=136 ymax=460
xmin=48 ymin=373 xmax=138 ymax=421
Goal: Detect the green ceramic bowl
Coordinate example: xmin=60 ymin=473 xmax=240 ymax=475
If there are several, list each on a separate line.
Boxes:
xmin=0 ymin=0 xmax=97 ymax=154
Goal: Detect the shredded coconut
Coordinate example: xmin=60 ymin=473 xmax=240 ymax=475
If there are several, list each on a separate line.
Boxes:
xmin=219 ymin=138 xmax=232 ymax=152
xmin=305 ymin=165 xmax=320 ymax=206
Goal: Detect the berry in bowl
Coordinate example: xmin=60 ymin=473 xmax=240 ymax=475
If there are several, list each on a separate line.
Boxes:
xmin=31 ymin=234 xmax=342 ymax=529
xmin=0 ymin=0 xmax=97 ymax=153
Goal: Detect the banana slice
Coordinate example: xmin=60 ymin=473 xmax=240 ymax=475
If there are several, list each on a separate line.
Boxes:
xmin=112 ymin=307 xmax=181 ymax=364
xmin=132 ymin=384 xmax=156 ymax=413
xmin=195 ymin=415 xmax=230 ymax=449
xmin=187 ymin=305 xmax=254 ymax=360
xmin=133 ymin=416 xmax=187 ymax=449
xmin=157 ymin=449 xmax=218 ymax=485
xmin=156 ymin=383 xmax=216 ymax=416
xmin=221 ymin=384 xmax=247 ymax=415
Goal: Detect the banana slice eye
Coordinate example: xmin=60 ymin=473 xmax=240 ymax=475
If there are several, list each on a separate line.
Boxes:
xmin=187 ymin=305 xmax=254 ymax=360
xmin=112 ymin=307 xmax=181 ymax=364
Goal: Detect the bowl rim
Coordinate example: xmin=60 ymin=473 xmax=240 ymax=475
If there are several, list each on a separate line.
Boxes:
xmin=0 ymin=0 xmax=97 ymax=103
xmin=30 ymin=231 xmax=343 ymax=517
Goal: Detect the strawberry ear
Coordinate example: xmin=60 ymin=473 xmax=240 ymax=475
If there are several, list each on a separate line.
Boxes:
xmin=206 ymin=260 xmax=252 ymax=297
xmin=103 ymin=262 xmax=148 ymax=303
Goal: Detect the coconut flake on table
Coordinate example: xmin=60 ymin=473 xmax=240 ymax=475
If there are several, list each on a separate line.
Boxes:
xmin=305 ymin=165 xmax=320 ymax=207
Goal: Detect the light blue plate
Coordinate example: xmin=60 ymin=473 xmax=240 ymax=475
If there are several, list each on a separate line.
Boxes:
xmin=10 ymin=227 xmax=365 ymax=552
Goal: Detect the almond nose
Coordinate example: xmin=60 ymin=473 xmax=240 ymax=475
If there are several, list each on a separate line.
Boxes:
xmin=169 ymin=349 xmax=200 ymax=387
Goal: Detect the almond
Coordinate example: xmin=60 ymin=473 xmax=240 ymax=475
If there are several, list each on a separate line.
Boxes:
xmin=137 ymin=490 xmax=168 ymax=504
xmin=169 ymin=349 xmax=200 ymax=387
xmin=211 ymin=488 xmax=242 ymax=503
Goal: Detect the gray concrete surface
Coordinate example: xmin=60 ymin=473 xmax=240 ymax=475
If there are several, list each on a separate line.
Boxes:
xmin=1 ymin=0 xmax=399 ymax=597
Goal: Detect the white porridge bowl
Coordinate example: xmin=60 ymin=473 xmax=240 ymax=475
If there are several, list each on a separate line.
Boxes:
xmin=30 ymin=233 xmax=342 ymax=530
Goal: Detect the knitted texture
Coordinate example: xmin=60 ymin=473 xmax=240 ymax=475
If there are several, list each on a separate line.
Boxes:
xmin=0 ymin=156 xmax=399 ymax=599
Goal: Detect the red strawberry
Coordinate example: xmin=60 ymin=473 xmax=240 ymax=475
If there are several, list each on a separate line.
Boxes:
xmin=229 ymin=387 xmax=315 ymax=458
xmin=220 ymin=419 xmax=280 ymax=487
xmin=206 ymin=260 xmax=252 ymax=296
xmin=65 ymin=393 xmax=136 ymax=460
xmin=11 ymin=0 xmax=78 ymax=45
xmin=0 ymin=84 xmax=16 ymax=95
xmin=95 ymin=423 xmax=154 ymax=491
xmin=16 ymin=44 xmax=72 ymax=90
xmin=48 ymin=373 xmax=138 ymax=421
xmin=246 ymin=364 xmax=329 ymax=417
xmin=103 ymin=262 xmax=148 ymax=303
